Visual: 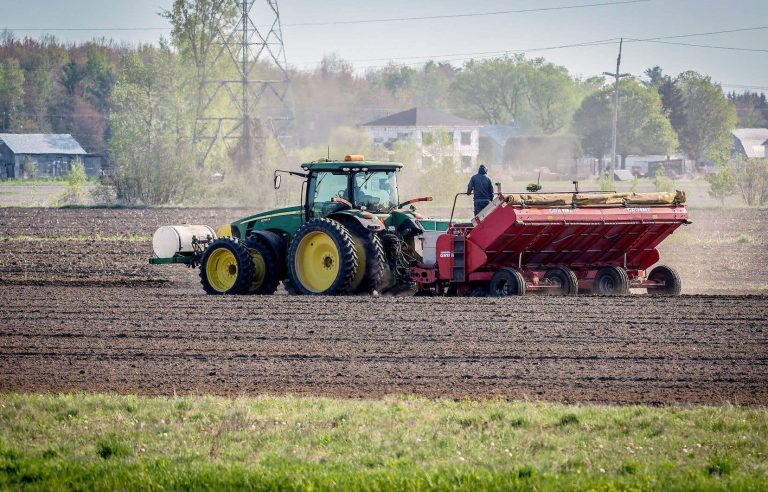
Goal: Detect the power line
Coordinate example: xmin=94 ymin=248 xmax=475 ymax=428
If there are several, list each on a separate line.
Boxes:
xmin=631 ymin=39 xmax=768 ymax=53
xmin=295 ymin=38 xmax=622 ymax=67
xmin=292 ymin=26 xmax=768 ymax=68
xmin=286 ymin=0 xmax=651 ymax=26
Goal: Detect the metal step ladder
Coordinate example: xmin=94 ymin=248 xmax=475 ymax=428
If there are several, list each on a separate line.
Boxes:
xmin=452 ymin=235 xmax=465 ymax=282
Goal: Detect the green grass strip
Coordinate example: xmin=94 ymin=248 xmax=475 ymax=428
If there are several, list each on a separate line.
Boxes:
xmin=1 ymin=394 xmax=766 ymax=491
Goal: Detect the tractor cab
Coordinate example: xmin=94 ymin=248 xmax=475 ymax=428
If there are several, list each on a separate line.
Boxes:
xmin=300 ymin=155 xmax=402 ymax=219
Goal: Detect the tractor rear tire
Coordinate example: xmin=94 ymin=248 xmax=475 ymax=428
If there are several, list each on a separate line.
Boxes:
xmin=647 ymin=264 xmax=682 ymax=296
xmin=243 ymin=236 xmax=280 ymax=295
xmin=287 ymin=218 xmax=359 ymax=295
xmin=199 ymin=237 xmax=254 ymax=295
xmin=282 ymin=278 xmax=299 ymax=295
xmin=343 ymin=221 xmax=386 ymax=294
xmin=543 ymin=266 xmax=578 ymax=296
xmin=591 ymin=266 xmax=629 ymax=295
xmin=489 ymin=268 xmax=526 ymax=296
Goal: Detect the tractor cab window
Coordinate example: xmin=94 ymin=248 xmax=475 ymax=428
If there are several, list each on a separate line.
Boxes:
xmin=308 ymin=171 xmax=350 ymax=218
xmin=353 ymin=171 xmax=398 ymax=213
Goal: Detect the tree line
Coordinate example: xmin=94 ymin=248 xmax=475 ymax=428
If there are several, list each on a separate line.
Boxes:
xmin=0 ymin=0 xmax=763 ymax=206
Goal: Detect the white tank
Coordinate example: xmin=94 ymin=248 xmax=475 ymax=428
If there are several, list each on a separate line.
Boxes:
xmin=152 ymin=225 xmax=217 ymax=258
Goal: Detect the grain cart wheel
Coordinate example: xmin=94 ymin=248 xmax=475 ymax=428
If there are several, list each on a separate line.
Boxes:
xmin=647 ymin=265 xmax=682 ymax=296
xmin=288 ymin=218 xmax=358 ymax=295
xmin=489 ymin=268 xmax=526 ymax=296
xmin=543 ymin=266 xmax=578 ymax=296
xmin=591 ymin=266 xmax=629 ymax=295
xmin=344 ymin=221 xmax=386 ymax=294
xmin=243 ymin=236 xmax=280 ymax=295
xmin=199 ymin=238 xmax=254 ymax=295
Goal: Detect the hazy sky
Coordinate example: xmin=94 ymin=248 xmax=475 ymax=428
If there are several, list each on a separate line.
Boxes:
xmin=2 ymin=0 xmax=767 ymax=91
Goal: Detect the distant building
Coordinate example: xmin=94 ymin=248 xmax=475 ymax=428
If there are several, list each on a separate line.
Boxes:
xmin=479 ymin=125 xmax=519 ymax=166
xmin=361 ymin=107 xmax=481 ymax=169
xmin=0 ymin=133 xmax=102 ymax=179
xmin=731 ymin=128 xmax=768 ymax=159
xmin=624 ymin=154 xmax=695 ymax=178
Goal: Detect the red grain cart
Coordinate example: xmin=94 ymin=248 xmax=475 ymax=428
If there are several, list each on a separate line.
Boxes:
xmin=410 ymin=191 xmax=689 ymax=296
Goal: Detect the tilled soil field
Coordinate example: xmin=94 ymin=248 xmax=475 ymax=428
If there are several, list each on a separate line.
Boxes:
xmin=0 ymin=207 xmax=766 ymax=404
xmin=1 ymin=286 xmax=766 ymax=404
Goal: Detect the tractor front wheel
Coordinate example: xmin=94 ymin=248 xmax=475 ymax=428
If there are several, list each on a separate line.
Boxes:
xmin=199 ymin=237 xmax=254 ymax=295
xmin=288 ymin=218 xmax=358 ymax=295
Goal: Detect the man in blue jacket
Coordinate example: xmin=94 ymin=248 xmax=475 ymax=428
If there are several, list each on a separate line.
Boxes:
xmin=467 ymin=164 xmax=494 ymax=215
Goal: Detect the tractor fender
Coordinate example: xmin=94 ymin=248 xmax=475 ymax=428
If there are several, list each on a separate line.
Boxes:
xmin=328 ymin=211 xmax=385 ymax=233
xmin=246 ymin=230 xmax=288 ymax=278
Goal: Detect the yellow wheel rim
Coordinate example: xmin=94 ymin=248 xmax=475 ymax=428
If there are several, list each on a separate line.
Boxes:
xmin=295 ymin=231 xmax=340 ymax=293
xmin=205 ymin=248 xmax=238 ymax=292
xmin=249 ymin=248 xmax=265 ymax=290
xmin=349 ymin=233 xmax=367 ymax=291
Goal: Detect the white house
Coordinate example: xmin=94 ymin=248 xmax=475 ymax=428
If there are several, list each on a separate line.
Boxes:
xmin=731 ymin=128 xmax=768 ymax=159
xmin=361 ymin=107 xmax=481 ymax=170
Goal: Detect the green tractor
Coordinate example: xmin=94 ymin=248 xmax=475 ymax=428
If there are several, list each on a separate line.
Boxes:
xmin=150 ymin=155 xmax=442 ymax=295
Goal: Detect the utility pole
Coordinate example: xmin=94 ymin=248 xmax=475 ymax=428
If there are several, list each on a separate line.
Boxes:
xmin=602 ymin=38 xmax=631 ymax=182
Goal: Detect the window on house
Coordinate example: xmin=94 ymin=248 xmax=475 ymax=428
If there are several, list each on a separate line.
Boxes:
xmin=447 ymin=131 xmax=454 ymax=143
xmin=421 ymin=131 xmax=433 ymax=146
xmin=461 ymin=132 xmax=472 ymax=146
xmin=397 ymin=132 xmax=410 ymax=141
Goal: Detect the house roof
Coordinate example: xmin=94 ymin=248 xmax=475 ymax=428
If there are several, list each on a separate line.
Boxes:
xmin=0 ymin=133 xmax=87 ymax=155
xmin=731 ymin=128 xmax=768 ymax=158
xmin=362 ymin=107 xmax=478 ymax=127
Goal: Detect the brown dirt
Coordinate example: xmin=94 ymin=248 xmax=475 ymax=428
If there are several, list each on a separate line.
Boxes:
xmin=0 ymin=207 xmax=766 ymax=404
xmin=1 ymin=286 xmax=766 ymax=405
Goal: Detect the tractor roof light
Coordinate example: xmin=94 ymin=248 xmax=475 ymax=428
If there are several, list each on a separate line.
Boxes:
xmin=345 ymin=154 xmax=365 ymax=162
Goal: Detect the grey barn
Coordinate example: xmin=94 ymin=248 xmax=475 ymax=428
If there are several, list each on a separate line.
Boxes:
xmin=0 ymin=133 xmax=102 ymax=179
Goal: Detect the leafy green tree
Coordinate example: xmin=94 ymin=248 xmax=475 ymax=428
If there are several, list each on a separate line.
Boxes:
xmin=108 ymin=45 xmax=198 ymax=205
xmin=572 ymin=89 xmax=612 ymax=171
xmin=729 ymin=156 xmax=768 ymax=206
xmin=675 ymin=71 xmax=737 ymax=166
xmin=615 ymin=79 xmax=678 ymax=168
xmin=59 ymin=159 xmax=88 ymax=205
xmin=415 ymin=61 xmax=456 ymax=110
xmin=653 ymin=164 xmax=675 ymax=192
xmin=574 ymin=79 xmax=677 ymax=170
xmin=163 ymin=0 xmax=240 ymax=168
xmin=451 ymin=55 xmax=529 ymax=124
xmin=0 ymin=58 xmax=25 ymax=131
xmin=727 ymin=91 xmax=768 ymax=128
xmin=705 ymin=166 xmax=735 ymax=207
xmin=379 ymin=64 xmax=418 ymax=99
xmin=525 ymin=59 xmax=580 ymax=134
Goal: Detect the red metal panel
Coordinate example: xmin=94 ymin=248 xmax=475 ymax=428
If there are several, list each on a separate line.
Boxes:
xmin=435 ymin=234 xmax=453 ymax=280
xmin=459 ymin=202 xmax=687 ymax=272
